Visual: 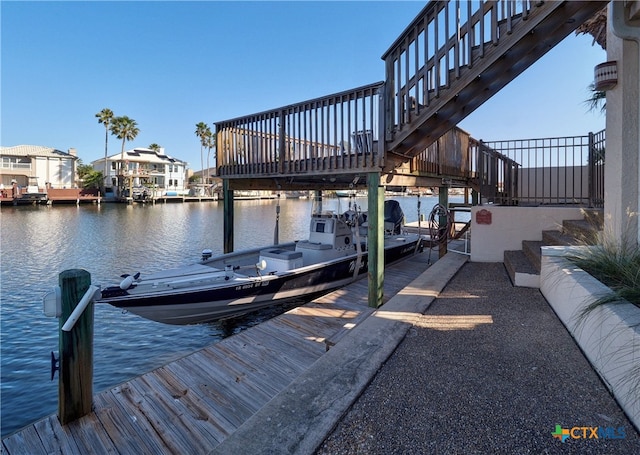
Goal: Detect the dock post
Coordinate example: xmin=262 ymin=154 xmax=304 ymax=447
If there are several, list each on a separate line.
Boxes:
xmin=58 ymin=269 xmax=94 ymax=425
xmin=314 ymin=190 xmax=322 ymax=213
xmin=223 ymin=179 xmax=234 ymax=253
xmin=367 ymin=173 xmax=384 ymax=308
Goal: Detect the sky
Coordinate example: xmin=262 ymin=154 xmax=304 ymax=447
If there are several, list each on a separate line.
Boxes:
xmin=1 ymin=1 xmax=607 ymax=171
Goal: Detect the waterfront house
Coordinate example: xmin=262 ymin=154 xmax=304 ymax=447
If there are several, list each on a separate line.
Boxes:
xmin=0 ymin=145 xmax=79 ymax=195
xmin=91 ymin=147 xmax=188 ymax=199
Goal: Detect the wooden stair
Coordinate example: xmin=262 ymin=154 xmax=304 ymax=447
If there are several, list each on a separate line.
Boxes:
xmin=504 ymin=210 xmax=604 ymax=288
xmin=384 ymin=1 xmax=609 ymax=162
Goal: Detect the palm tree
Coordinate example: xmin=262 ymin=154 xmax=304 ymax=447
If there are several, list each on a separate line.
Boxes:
xmin=577 ymin=7 xmax=607 ymax=115
xmin=148 ymin=143 xmax=161 ymax=152
xmin=110 ymin=116 xmax=140 ymax=191
xmin=575 ymin=6 xmax=607 ymax=50
xmin=195 ymin=122 xmax=211 ymax=183
xmin=205 ymin=131 xmax=216 ymax=196
xmin=585 ymin=82 xmax=607 ymax=114
xmin=205 ymin=130 xmax=215 ymax=185
xmin=95 ymin=108 xmax=114 ymax=188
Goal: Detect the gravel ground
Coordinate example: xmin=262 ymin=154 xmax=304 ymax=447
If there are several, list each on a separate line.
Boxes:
xmin=316 ymin=262 xmax=640 ymax=454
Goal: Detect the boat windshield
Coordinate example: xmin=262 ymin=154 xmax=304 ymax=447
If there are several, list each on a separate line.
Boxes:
xmin=310 ymin=192 xmax=359 ymax=218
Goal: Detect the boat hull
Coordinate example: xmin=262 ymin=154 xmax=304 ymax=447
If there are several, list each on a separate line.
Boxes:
xmin=101 ymin=237 xmax=421 ymax=325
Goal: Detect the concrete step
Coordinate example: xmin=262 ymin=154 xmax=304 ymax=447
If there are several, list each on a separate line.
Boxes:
xmin=562 ymin=219 xmax=601 ymax=244
xmin=582 ymin=208 xmax=604 ymax=227
xmin=522 ymin=240 xmax=543 ymax=271
xmin=505 ymin=209 xmax=603 ymax=289
xmin=504 ymin=250 xmax=540 ymax=288
xmin=542 ymin=229 xmax=581 ymax=246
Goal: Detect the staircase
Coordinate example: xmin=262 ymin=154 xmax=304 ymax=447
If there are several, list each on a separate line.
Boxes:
xmin=382 ymin=1 xmax=609 ymax=164
xmin=504 ymin=209 xmax=604 ymax=288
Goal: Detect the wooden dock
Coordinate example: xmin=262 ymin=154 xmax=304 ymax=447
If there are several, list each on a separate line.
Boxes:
xmin=1 ymin=253 xmax=431 ymax=454
xmin=0 ymin=188 xmax=102 ymax=206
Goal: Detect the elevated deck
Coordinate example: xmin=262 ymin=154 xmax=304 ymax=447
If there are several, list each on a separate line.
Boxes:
xmin=214 ymin=1 xmax=607 ymax=200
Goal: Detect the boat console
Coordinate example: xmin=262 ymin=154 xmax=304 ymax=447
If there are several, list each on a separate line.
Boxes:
xmin=295 ymin=213 xmax=356 ymax=265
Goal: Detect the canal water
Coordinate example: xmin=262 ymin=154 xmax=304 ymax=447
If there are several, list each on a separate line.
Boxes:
xmin=0 ymin=195 xmax=457 ymax=437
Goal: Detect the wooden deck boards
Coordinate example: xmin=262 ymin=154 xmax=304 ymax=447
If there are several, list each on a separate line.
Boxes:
xmin=2 ymin=255 xmax=429 ymax=454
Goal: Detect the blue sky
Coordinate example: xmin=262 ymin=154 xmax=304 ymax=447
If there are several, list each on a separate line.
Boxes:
xmin=2 ymin=1 xmax=606 ymax=170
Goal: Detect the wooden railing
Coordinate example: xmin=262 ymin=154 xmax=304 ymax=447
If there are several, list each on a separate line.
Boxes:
xmin=215 ymin=82 xmax=384 ymax=179
xmin=411 ymin=127 xmax=472 ymax=180
xmin=409 ymin=127 xmax=520 ymax=205
xmin=471 ymin=139 xmax=520 ymax=205
xmin=381 ymin=0 xmax=608 ymax=157
xmin=383 ymin=1 xmax=531 ymax=127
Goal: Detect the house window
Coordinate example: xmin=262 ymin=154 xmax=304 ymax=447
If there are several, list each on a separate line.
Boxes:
xmin=1 ymin=157 xmax=31 ymax=169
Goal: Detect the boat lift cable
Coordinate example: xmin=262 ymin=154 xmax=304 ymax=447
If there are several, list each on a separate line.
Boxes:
xmin=414 ymin=194 xmax=424 ymax=255
xmin=416 ymin=194 xmax=422 ymax=237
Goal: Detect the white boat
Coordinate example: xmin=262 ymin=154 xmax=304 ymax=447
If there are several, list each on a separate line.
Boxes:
xmin=100 ymin=200 xmax=423 ymax=325
xmin=336 ymin=190 xmax=367 ymax=198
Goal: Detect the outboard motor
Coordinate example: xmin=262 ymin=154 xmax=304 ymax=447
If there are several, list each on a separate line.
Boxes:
xmin=201 ymin=249 xmax=213 ymax=261
xmin=384 ymin=200 xmax=405 ymax=235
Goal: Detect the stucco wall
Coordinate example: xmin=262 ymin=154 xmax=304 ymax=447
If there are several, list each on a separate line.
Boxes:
xmin=606 ymin=3 xmax=640 ymax=246
xmin=518 ymin=165 xmax=591 ymax=204
xmin=470 ymin=206 xmax=584 ymax=262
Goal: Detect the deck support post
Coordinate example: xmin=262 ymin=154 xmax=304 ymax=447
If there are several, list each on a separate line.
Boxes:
xmin=439 ymin=186 xmax=449 ymax=258
xmin=58 ymin=269 xmax=93 ymax=425
xmin=223 ymin=180 xmax=234 ymax=253
xmin=314 ymin=190 xmax=322 ymax=213
xmin=367 ymin=173 xmax=384 ymax=308
xmin=471 ymin=188 xmax=479 ymax=206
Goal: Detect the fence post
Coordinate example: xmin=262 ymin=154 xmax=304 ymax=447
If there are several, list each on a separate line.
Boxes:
xmin=588 ymin=131 xmax=595 ymax=208
xmin=58 ymin=269 xmax=93 ymax=425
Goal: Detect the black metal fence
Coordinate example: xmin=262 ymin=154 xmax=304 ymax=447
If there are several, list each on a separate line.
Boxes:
xmin=479 ymin=130 xmax=605 ymax=207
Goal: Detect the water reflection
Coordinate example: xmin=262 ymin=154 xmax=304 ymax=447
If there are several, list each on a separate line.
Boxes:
xmin=0 ymin=195 xmax=457 ymax=436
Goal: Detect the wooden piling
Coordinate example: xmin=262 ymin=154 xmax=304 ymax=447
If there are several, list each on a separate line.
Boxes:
xmin=223 ymin=180 xmax=234 ymax=253
xmin=367 ymin=173 xmax=384 ymax=308
xmin=58 ymin=269 xmax=94 ymax=425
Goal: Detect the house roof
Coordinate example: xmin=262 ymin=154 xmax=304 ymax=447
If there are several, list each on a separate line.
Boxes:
xmin=98 ymin=148 xmax=187 ymax=165
xmin=0 ymin=145 xmax=78 ymax=159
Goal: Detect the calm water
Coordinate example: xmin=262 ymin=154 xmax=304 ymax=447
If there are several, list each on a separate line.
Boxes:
xmin=0 ymin=195 xmax=451 ymax=437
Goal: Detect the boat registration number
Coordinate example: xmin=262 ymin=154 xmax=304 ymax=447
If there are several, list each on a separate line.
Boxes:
xmin=235 ymin=281 xmax=269 ymax=291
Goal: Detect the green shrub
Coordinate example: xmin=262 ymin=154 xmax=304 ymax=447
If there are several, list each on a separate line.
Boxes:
xmin=570 ymin=234 xmax=640 ymax=307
